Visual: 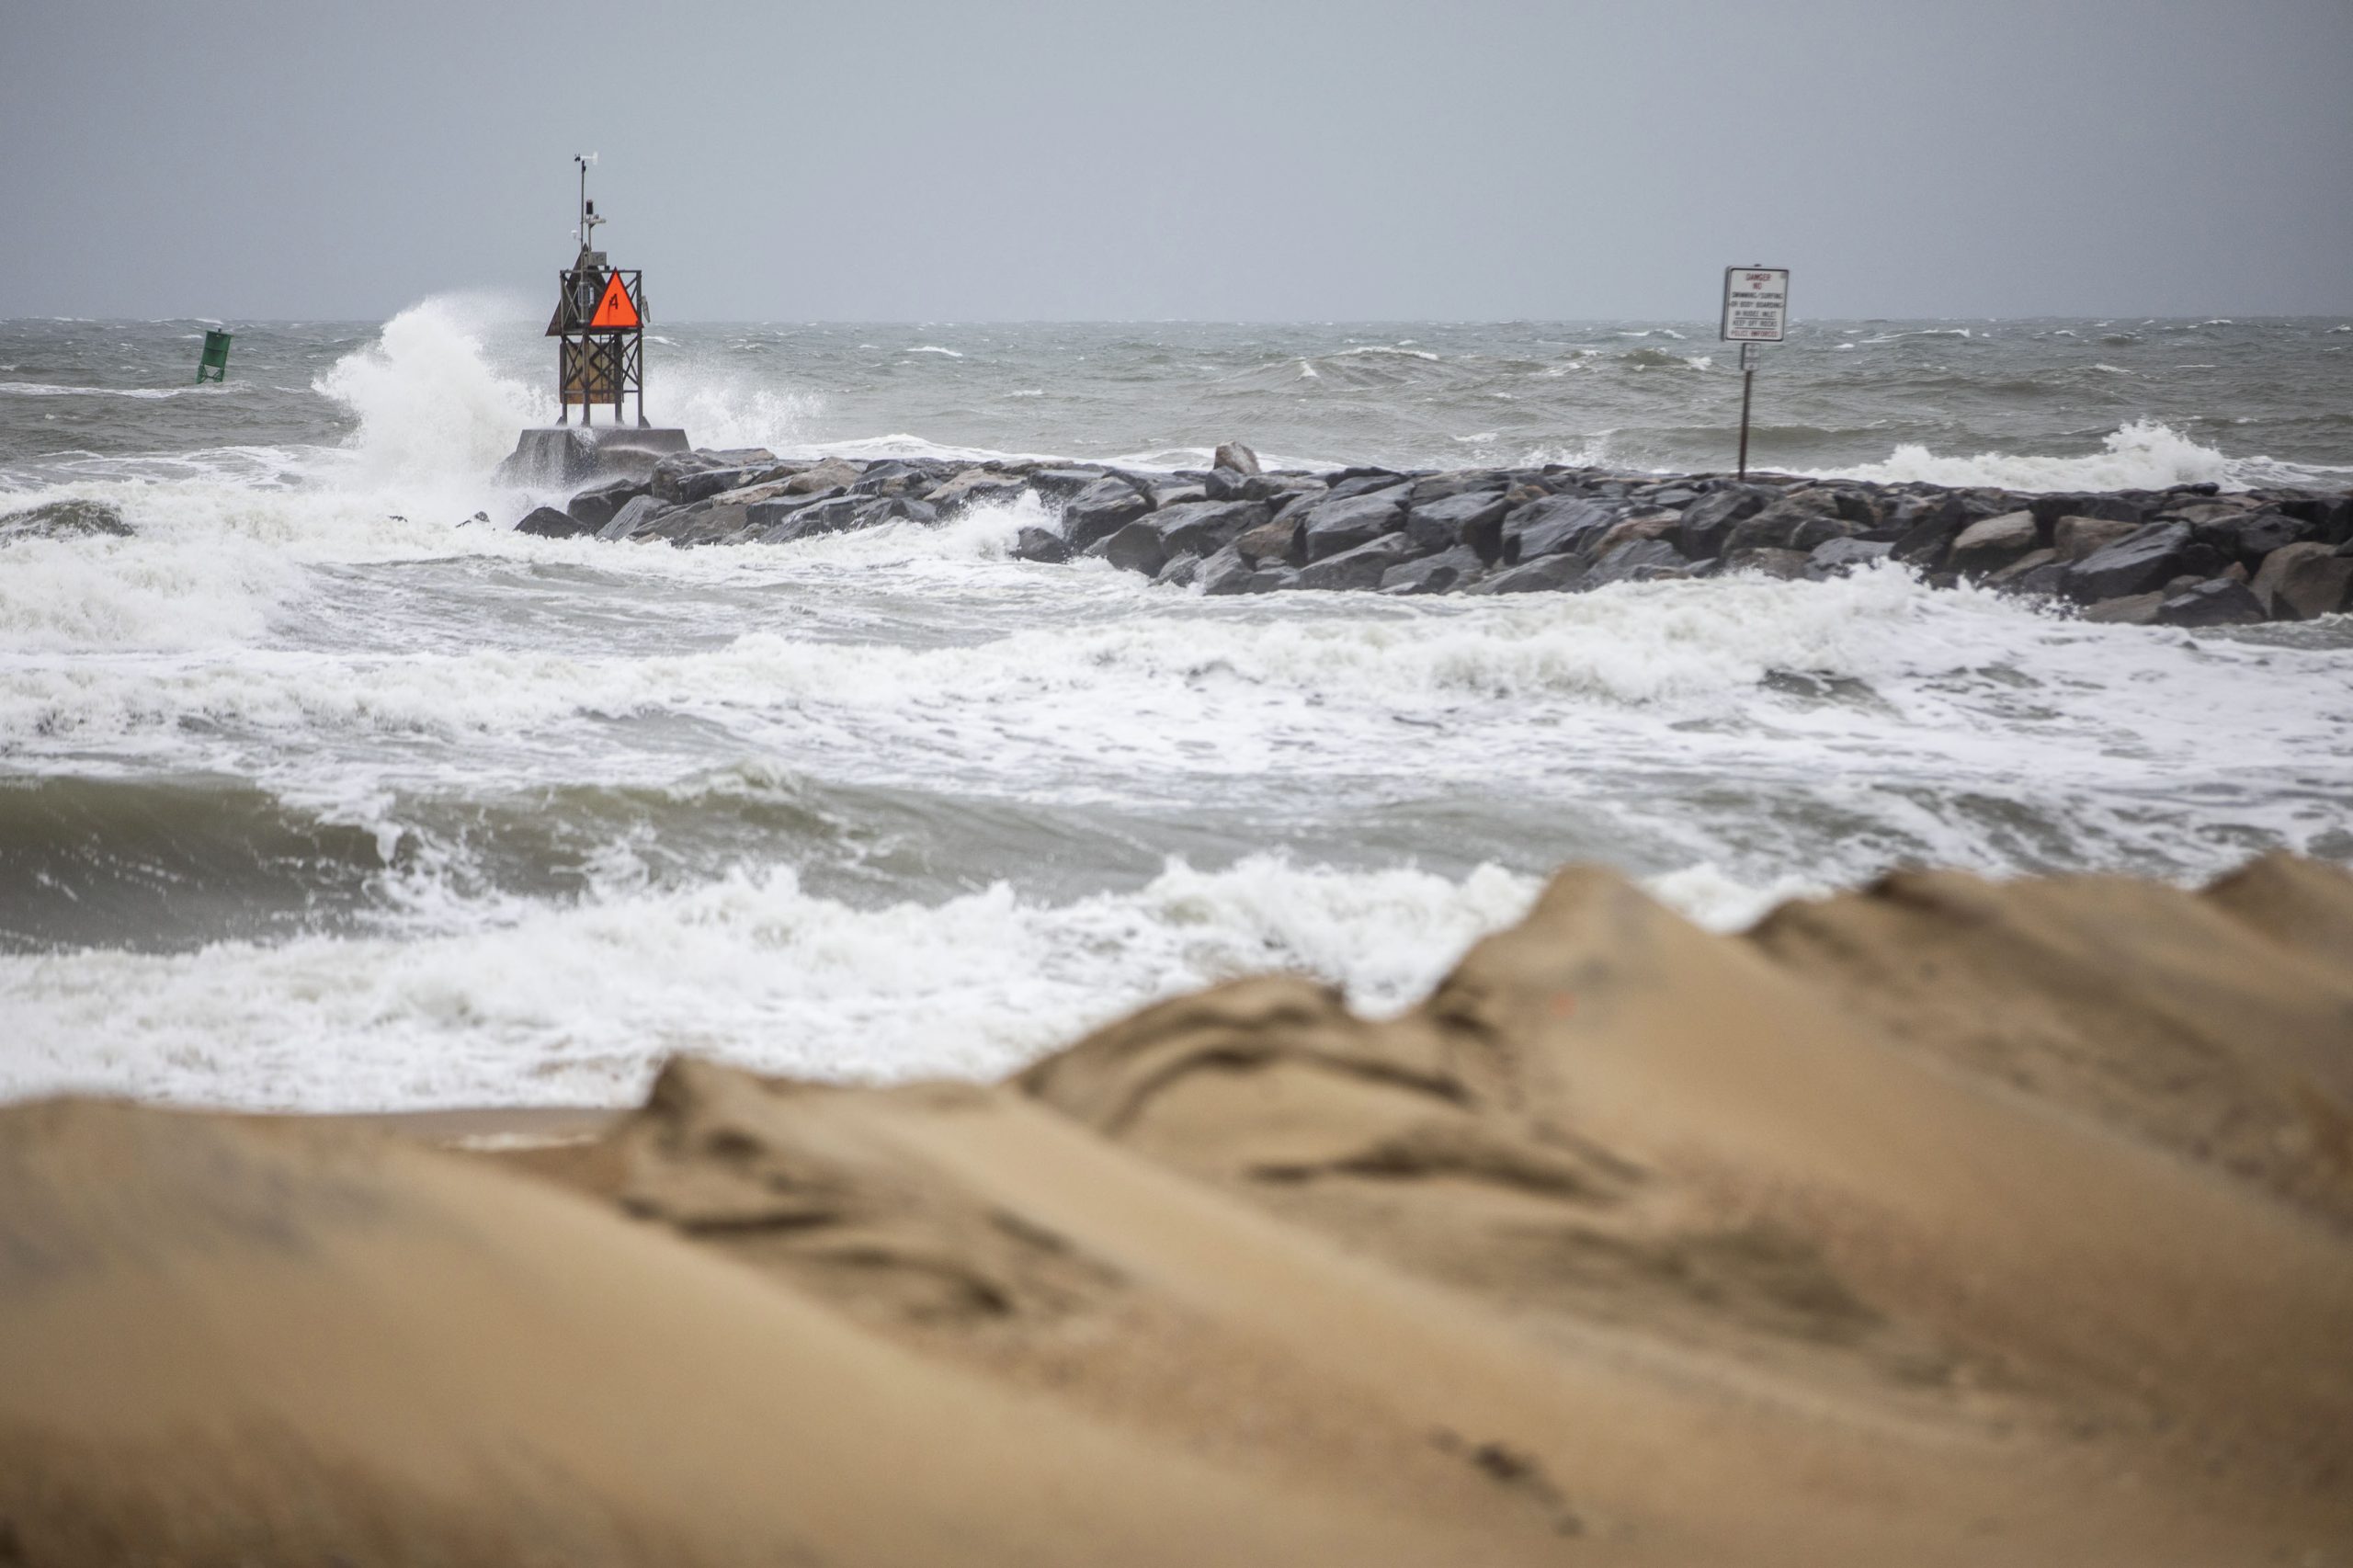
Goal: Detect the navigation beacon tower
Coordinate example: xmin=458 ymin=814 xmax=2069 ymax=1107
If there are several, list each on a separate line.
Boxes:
xmin=547 ymin=154 xmax=650 ymax=426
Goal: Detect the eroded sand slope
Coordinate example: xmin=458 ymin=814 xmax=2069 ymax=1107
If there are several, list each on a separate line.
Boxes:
xmin=3 ymin=854 xmax=2348 ymax=1564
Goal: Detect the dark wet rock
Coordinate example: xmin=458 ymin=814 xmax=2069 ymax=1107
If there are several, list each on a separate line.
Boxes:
xmin=2193 ymin=509 xmax=2317 ymax=569
xmin=1503 ymin=495 xmax=1620 ymax=562
xmin=1198 ymin=544 xmax=1286 ymax=596
xmin=1806 ymin=538 xmax=1893 ymax=579
xmin=2081 ymin=593 xmax=2165 ymax=625
xmin=743 ymin=487 xmax=843 ymax=535
xmin=1212 ymin=441 xmax=1261 ymax=476
xmin=1585 ymin=538 xmax=1688 ymax=587
xmin=2251 ymin=541 xmax=2353 ymax=619
xmin=1203 ymin=466 xmax=1277 ymax=502
xmin=650 ymin=450 xmax=780 ymax=506
xmin=1233 ymin=517 xmax=1302 ymax=567
xmin=1011 ymin=526 xmax=1070 ymax=564
xmin=1588 ymin=514 xmax=1682 ymax=558
xmin=1405 ymin=490 xmax=1512 ymax=561
xmin=1675 ymin=486 xmax=1770 ymax=559
xmin=2279 ymin=494 xmax=2353 ymax=545
xmin=856 ymin=495 xmax=938 ymax=528
xmin=1984 ymin=548 xmax=2060 ymax=591
xmin=0 ymin=498 xmax=134 ymax=540
xmin=1381 ymin=544 xmax=1484 ymax=596
xmin=2062 ymin=521 xmax=2199 ymax=603
xmin=1467 ymin=554 xmax=1588 ymax=595
xmin=1724 ymin=496 xmax=1855 ymax=557
xmin=1321 ymin=472 xmax=1412 ymax=505
xmin=756 ymin=493 xmax=869 ymax=545
xmin=1061 ymin=477 xmax=1154 ymax=551
xmin=1154 ymin=551 xmax=1201 ymax=588
xmin=1153 ymin=500 xmax=1269 ymax=559
xmin=516 ymin=505 xmax=594 ymax=539
xmin=1407 ymin=471 xmax=1509 ymax=507
xmin=597 ymin=494 xmax=676 ymax=541
xmin=926 ymin=468 xmax=1028 ymax=515
xmin=2052 ymin=515 xmax=2141 ymax=562
xmin=1295 ymin=532 xmax=1415 ymax=591
xmin=1945 ymin=511 xmax=2043 ymax=578
xmin=2154 ymin=578 xmax=2267 ymax=627
xmin=1724 ymin=547 xmax=1813 ymax=580
xmin=1027 ymin=467 xmax=1109 ymax=504
xmin=1090 ymin=518 xmax=1169 ymax=576
xmin=1300 ymin=490 xmax=1408 ymax=562
xmin=563 ymin=476 xmax=647 ymax=533
xmin=2026 ymin=492 xmax=2143 ymax=528
xmin=1886 ymin=494 xmax=1975 ymax=567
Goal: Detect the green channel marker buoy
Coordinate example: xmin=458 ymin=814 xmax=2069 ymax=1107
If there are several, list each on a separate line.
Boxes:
xmin=197 ymin=328 xmax=232 ymax=384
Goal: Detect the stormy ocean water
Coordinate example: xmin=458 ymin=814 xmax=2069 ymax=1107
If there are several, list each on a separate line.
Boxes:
xmin=4 ymin=305 xmax=2349 ymax=1110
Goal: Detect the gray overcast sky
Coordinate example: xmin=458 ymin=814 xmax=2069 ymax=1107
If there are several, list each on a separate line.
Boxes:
xmin=5 ymin=0 xmax=2350 ymax=321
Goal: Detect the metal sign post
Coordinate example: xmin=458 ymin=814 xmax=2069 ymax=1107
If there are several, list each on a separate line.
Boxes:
xmin=1721 ymin=266 xmax=1789 ymax=480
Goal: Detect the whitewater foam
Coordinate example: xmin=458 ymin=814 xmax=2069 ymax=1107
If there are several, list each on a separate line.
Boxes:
xmin=1826 ymin=418 xmax=2250 ymax=492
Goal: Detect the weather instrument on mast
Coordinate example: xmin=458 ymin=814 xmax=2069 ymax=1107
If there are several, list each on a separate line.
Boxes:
xmin=546 ymin=153 xmax=649 ymax=426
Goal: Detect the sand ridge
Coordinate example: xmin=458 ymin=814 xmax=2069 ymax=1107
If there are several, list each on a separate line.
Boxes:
xmin=3 ymin=853 xmax=2349 ymax=1563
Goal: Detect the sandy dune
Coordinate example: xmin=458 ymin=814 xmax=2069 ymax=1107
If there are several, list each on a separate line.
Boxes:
xmin=3 ymin=854 xmax=2348 ymax=1563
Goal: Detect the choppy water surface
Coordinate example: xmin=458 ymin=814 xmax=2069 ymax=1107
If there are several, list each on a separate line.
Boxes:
xmin=3 ymin=306 xmax=2349 ymax=1109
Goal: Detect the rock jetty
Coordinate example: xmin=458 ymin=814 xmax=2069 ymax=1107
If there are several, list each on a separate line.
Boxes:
xmin=517 ymin=440 xmax=2353 ymax=625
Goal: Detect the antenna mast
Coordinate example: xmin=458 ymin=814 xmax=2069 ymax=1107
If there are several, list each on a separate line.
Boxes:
xmin=574 ymin=153 xmax=604 ymax=250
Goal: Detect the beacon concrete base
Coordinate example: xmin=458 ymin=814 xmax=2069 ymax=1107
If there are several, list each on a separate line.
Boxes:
xmin=496 ymin=426 xmax=692 ymax=487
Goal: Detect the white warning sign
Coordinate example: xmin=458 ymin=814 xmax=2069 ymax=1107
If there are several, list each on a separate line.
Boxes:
xmin=1721 ymin=267 xmax=1790 ymax=342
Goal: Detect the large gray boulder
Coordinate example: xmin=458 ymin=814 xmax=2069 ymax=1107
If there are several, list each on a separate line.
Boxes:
xmin=1502 ymin=495 xmax=1619 ymax=562
xmin=1405 ymin=490 xmax=1511 ymax=560
xmin=2250 ymin=541 xmax=2353 ymax=619
xmin=1321 ymin=471 xmax=1410 ymax=503
xmin=1010 ymin=527 xmax=1070 ymax=563
xmin=1198 ymin=543 xmax=1285 ymax=596
xmin=1806 ymin=538 xmax=1893 ymax=579
xmin=1585 ymin=538 xmax=1688 ymax=587
xmin=1027 ymin=467 xmax=1108 ymax=504
xmin=515 ymin=506 xmax=593 ymax=539
xmin=1089 ymin=518 xmax=1168 ymax=576
xmin=926 ymin=468 xmax=1028 ymax=515
xmin=1723 ymin=547 xmax=1813 ymax=580
xmin=1723 ymin=495 xmax=1854 ymax=556
xmin=649 ymin=449 xmax=779 ymax=506
xmin=1061 ymin=478 xmax=1154 ymax=551
xmin=1467 ymin=554 xmax=1587 ymax=595
xmin=1945 ymin=511 xmax=2042 ymax=577
xmin=1299 ymin=490 xmax=1408 ymax=562
xmin=756 ymin=493 xmax=868 ymax=544
xmin=1152 ymin=500 xmax=1269 ymax=559
xmin=563 ymin=475 xmax=647 ymax=533
xmin=2062 ymin=522 xmax=2200 ymax=602
xmin=1886 ymin=494 xmax=1976 ymax=567
xmin=2154 ymin=579 xmax=2267 ymax=627
xmin=1212 ymin=441 xmax=1262 ymax=476
xmin=597 ymin=494 xmax=676 ymax=541
xmin=1294 ymin=532 xmax=1415 ymax=591
xmin=2193 ymin=509 xmax=2318 ymax=568
xmin=1381 ymin=545 xmax=1484 ymax=596
xmin=1233 ymin=517 xmax=1301 ymax=567
xmin=1202 ymin=467 xmax=1276 ymax=502
xmin=1676 ymin=486 xmax=1771 ymax=559
xmin=2082 ymin=592 xmax=2165 ymax=625
xmin=2052 ymin=515 xmax=2141 ymax=562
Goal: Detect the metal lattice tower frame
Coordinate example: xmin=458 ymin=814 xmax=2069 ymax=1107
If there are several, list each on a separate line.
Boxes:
xmin=545 ymin=155 xmax=649 ymax=427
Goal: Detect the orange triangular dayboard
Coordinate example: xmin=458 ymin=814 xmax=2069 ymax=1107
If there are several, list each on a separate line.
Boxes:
xmin=588 ymin=273 xmax=641 ymax=330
